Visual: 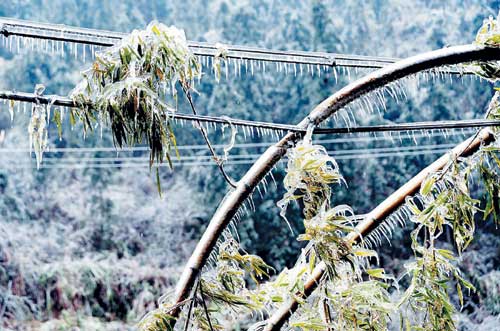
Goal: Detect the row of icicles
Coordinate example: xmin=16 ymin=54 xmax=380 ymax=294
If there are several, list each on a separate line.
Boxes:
xmin=0 ymin=33 xmax=479 ymax=81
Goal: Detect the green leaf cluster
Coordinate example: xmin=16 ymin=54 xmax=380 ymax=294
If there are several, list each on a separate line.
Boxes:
xmin=70 ymin=22 xmax=200 ymax=167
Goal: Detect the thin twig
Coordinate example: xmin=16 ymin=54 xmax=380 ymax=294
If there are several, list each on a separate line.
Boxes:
xmin=323 ymin=287 xmax=333 ymax=331
xmin=183 ymin=86 xmax=237 ymax=188
xmin=198 ymin=280 xmax=216 ymax=331
xmin=183 ymin=278 xmax=200 ymax=331
xmin=163 ymin=297 xmax=194 ymax=314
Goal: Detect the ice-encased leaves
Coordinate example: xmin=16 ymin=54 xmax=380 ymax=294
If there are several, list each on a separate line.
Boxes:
xmin=277 ymin=132 xmax=343 ymax=222
xmin=475 ymin=13 xmax=500 ymax=47
xmin=71 ymin=22 xmax=200 ymax=166
xmin=28 ymin=84 xmax=49 ymax=168
xmin=468 ymin=13 xmax=500 ymax=81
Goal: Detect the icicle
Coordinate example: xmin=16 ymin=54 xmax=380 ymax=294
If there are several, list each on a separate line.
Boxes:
xmin=398 ymin=81 xmax=408 ymax=100
xmin=8 ymin=100 xmax=15 ymax=123
xmin=347 ymin=108 xmax=357 ymax=126
xmin=339 ymin=110 xmax=350 ymax=129
xmin=269 ymin=170 xmax=277 ymax=188
xmin=257 ymin=185 xmax=263 ymax=198
xmin=241 ymin=202 xmax=249 ymax=215
xmin=247 ymin=195 xmax=256 ymax=212
xmin=412 ymin=130 xmax=418 ymax=145
xmin=261 ymin=177 xmax=268 ymax=194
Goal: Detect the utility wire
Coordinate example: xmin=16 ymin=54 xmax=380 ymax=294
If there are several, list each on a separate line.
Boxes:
xmin=0 ymin=148 xmax=461 ymax=170
xmin=0 ymin=17 xmax=470 ymax=74
xmin=4 ymin=143 xmax=457 ymax=162
xmin=0 ymin=143 xmax=465 ymax=165
xmin=0 ymin=130 xmax=472 ymax=155
xmin=0 ymin=17 xmax=394 ymax=68
xmin=0 ymin=129 xmax=472 ymax=154
xmin=1 ymin=90 xmax=499 ymax=135
xmin=0 ymin=129 xmax=474 ymax=154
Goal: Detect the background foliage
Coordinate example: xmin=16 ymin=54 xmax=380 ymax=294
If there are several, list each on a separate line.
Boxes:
xmin=0 ymin=0 xmax=499 ymax=329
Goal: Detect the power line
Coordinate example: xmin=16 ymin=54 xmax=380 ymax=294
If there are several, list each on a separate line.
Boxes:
xmin=0 ymin=17 xmax=390 ymax=69
xmin=1 ymin=90 xmax=499 ymax=135
xmin=0 ymin=17 xmax=469 ymax=74
xmin=0 ymin=143 xmax=463 ymax=168
xmin=26 ymin=143 xmax=459 ymax=162
xmin=0 ymin=147 xmax=460 ymax=170
xmin=0 ymin=129 xmax=472 ymax=154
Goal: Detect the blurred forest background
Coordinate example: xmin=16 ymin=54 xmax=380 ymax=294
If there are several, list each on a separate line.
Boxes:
xmin=0 ymin=0 xmax=499 ymax=330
